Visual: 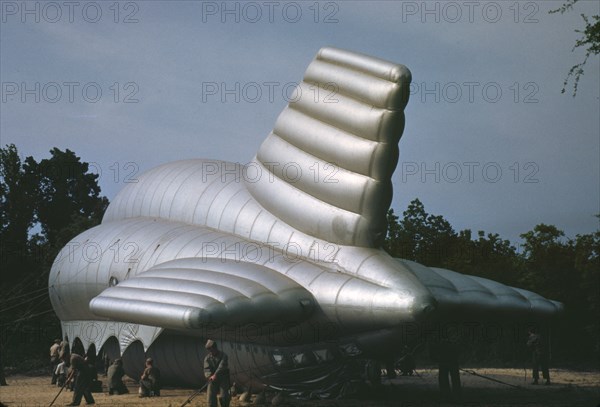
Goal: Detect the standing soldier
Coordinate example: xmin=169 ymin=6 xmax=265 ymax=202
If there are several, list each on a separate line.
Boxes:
xmin=429 ymin=333 xmax=461 ymax=400
xmin=59 ymin=336 xmax=70 ymax=361
xmin=527 ymin=327 xmax=551 ymax=385
xmin=204 ymin=340 xmax=231 ymax=407
xmin=103 ymin=352 xmax=110 ymax=376
xmin=50 ymin=339 xmax=61 ymax=384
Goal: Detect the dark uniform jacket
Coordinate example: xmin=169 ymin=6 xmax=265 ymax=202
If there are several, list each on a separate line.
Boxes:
xmin=59 ymin=340 xmax=70 ymax=359
xmin=204 ymin=351 xmax=229 ymax=381
xmin=71 ymin=356 xmax=94 ymax=392
xmin=107 ymin=363 xmax=125 ymax=388
xmin=141 ymin=366 xmax=161 ymax=387
xmin=527 ymin=332 xmax=548 ymax=356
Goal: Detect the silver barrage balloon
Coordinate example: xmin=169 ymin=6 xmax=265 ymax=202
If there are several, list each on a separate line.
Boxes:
xmin=48 ymin=47 xmax=562 ymax=394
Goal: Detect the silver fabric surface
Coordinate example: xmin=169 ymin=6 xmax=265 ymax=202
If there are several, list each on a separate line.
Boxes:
xmin=90 ymin=258 xmax=315 ymax=329
xmin=48 ymin=48 xmax=562 ymax=388
xmin=246 ymin=47 xmax=410 ymax=248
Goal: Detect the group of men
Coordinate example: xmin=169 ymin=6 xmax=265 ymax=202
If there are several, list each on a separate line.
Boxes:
xmin=48 ymin=336 xmax=154 ymax=405
xmin=49 ymin=336 xmax=70 ymax=387
xmin=50 ymin=330 xmax=548 ymax=405
xmin=65 ymin=356 xmax=155 ymax=405
xmin=48 ymin=336 xmax=109 ymax=406
xmin=49 ymin=338 xmax=230 ymax=407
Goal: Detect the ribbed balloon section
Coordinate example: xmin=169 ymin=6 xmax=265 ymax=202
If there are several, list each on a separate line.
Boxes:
xmin=245 ymin=47 xmax=411 ymax=248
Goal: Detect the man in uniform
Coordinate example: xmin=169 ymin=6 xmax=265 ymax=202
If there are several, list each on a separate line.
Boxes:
xmin=429 ymin=333 xmax=461 ymax=400
xmin=139 ymin=358 xmax=161 ymax=397
xmin=527 ymin=327 xmax=551 ymax=385
xmin=107 ymin=358 xmax=129 ymax=395
xmin=66 ymin=354 xmax=95 ymax=406
xmin=102 ymin=353 xmax=110 ymax=376
xmin=397 ymin=345 xmax=416 ymax=376
xmin=54 ymin=355 xmax=69 ymax=387
xmin=59 ymin=336 xmax=70 ymax=361
xmin=204 ymin=339 xmax=231 ymax=407
xmin=50 ymin=339 xmax=61 ymax=384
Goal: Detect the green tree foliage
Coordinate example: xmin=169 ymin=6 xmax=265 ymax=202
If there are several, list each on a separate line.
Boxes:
xmin=519 ymin=223 xmax=600 ymax=361
xmin=550 ymin=0 xmax=600 ymax=96
xmin=0 ymin=145 xmax=39 ymax=286
xmin=572 ymin=224 xmax=600 ymax=354
xmin=1 ymin=145 xmax=108 ymax=287
xmin=519 ymin=224 xmax=575 ymax=301
xmin=385 ymin=199 xmax=457 ymax=267
xmin=34 ymin=148 xmax=108 ymax=262
xmin=385 ymin=199 xmax=520 ymax=285
xmin=451 ymin=230 xmax=520 ymax=287
xmin=0 ymin=144 xmax=108 ymax=369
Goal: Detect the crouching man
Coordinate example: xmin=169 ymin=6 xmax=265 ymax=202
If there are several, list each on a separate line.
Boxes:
xmin=107 ymin=358 xmax=129 ymax=395
xmin=139 ymin=358 xmax=161 ymax=397
xmin=54 ymin=355 xmax=69 ymax=387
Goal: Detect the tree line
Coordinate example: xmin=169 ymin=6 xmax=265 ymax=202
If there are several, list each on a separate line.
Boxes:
xmin=0 ymin=144 xmax=108 ymax=372
xmin=0 ymin=144 xmax=598 ymax=372
xmin=385 ymin=200 xmax=599 ymax=365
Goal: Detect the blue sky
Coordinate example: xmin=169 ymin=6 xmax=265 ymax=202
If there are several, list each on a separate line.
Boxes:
xmin=1 ymin=0 xmax=598 ymax=247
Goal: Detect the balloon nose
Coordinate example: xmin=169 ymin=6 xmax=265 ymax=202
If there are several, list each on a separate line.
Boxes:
xmin=412 ymin=296 xmax=437 ymax=320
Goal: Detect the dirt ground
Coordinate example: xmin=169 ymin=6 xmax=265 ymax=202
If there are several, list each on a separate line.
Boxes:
xmin=1 ymin=368 xmax=598 ymax=407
